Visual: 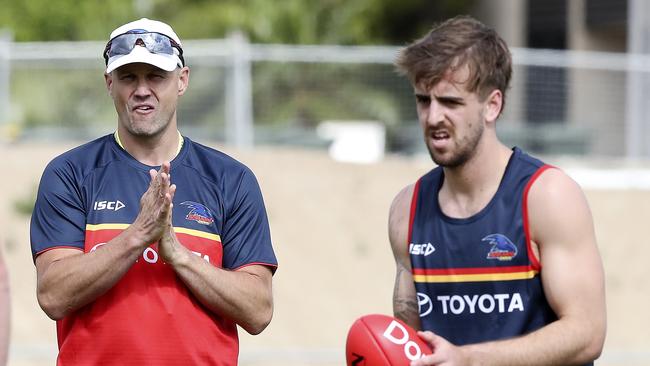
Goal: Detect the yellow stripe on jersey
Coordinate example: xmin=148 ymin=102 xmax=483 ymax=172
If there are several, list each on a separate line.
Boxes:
xmin=414 ymin=270 xmax=538 ymax=283
xmin=174 ymin=227 xmax=221 ymax=242
xmin=85 ymin=223 xmax=221 ymax=242
xmin=86 ymin=223 xmax=130 ymax=231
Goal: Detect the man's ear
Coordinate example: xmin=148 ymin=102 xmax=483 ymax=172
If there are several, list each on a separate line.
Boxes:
xmin=484 ymin=89 xmax=503 ymax=123
xmin=177 ymin=67 xmax=190 ymax=96
xmin=104 ymin=72 xmax=113 ymax=96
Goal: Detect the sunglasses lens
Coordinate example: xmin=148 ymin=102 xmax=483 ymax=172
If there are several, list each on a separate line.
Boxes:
xmin=109 ymin=35 xmax=137 ymax=56
xmin=148 ymin=37 xmax=173 ymax=54
xmin=107 ymin=32 xmax=175 ymax=58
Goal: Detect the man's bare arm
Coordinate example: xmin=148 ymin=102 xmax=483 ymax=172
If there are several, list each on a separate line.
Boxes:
xmin=160 ymin=229 xmax=274 ymax=335
xmin=389 ymin=184 xmax=421 ymax=330
xmin=0 ymin=251 xmax=9 ymax=366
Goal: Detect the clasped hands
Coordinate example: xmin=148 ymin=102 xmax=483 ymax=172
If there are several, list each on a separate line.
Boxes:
xmin=132 ymin=161 xmax=185 ymax=265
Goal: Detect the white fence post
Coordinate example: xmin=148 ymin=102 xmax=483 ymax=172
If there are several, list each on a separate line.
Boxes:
xmin=226 ymin=31 xmax=254 ymax=148
xmin=627 ymin=0 xmax=650 ymax=158
xmin=0 ymin=31 xmax=11 ymax=130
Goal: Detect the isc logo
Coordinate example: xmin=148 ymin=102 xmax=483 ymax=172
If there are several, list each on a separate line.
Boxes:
xmin=93 ymin=200 xmax=125 ymax=211
xmin=409 ymin=242 xmax=435 ymax=256
xmin=382 ymin=320 xmax=425 ymax=361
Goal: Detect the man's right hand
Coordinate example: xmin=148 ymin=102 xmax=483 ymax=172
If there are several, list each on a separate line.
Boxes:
xmin=130 ymin=162 xmax=175 ymax=247
xmin=410 ymin=331 xmax=471 ymax=366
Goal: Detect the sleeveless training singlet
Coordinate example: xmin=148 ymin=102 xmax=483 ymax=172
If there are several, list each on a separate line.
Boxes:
xmin=409 ymin=147 xmax=559 ymax=345
xmin=31 ymin=134 xmax=277 ymax=366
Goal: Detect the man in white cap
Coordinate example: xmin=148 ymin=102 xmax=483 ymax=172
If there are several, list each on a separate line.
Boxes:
xmin=30 ymin=18 xmax=278 ymax=365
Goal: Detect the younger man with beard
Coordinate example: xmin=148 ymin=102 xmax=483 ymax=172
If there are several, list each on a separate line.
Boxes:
xmin=389 ymin=16 xmax=606 ymax=366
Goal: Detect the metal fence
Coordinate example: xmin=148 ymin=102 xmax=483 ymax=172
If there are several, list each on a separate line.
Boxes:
xmin=2 ymin=33 xmax=650 ymax=158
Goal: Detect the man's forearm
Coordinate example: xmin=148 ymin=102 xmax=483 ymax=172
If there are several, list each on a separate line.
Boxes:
xmin=462 ymin=316 xmax=604 ymax=366
xmin=36 ymin=228 xmax=147 ymax=320
xmin=170 ymin=250 xmax=273 ymax=335
xmin=0 ymin=259 xmax=9 ymax=366
xmin=393 ymin=265 xmax=421 ymax=330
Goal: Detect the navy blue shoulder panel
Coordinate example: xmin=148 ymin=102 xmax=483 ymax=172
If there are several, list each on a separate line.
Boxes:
xmin=178 ymin=139 xmax=278 ymax=271
xmin=30 ymin=135 xmax=121 ymax=257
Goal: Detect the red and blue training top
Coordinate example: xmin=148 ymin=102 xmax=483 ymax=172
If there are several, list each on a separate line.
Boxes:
xmin=30 ymin=134 xmax=278 ymax=366
xmin=409 ymin=147 xmax=584 ymax=357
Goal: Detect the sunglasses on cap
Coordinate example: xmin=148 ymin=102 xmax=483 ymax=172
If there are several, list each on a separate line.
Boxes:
xmin=103 ymin=30 xmax=185 ymax=67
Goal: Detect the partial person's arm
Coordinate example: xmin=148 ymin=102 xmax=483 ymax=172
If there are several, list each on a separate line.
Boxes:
xmin=0 ymin=251 xmax=10 ymax=366
xmin=36 ymin=165 xmax=175 ymax=320
xmin=157 ymin=167 xmax=275 ymax=335
xmin=412 ymin=169 xmax=606 ymax=366
xmin=159 ymin=229 xmax=273 ymax=334
xmin=389 ymin=184 xmax=421 ymax=330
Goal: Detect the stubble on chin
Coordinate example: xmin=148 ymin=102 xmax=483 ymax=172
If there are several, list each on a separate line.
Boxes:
xmin=124 ymin=115 xmax=169 ymax=137
xmin=427 ymin=129 xmax=483 ymax=168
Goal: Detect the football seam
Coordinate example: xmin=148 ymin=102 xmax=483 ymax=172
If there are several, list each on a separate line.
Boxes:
xmin=360 ymin=315 xmax=394 ymax=365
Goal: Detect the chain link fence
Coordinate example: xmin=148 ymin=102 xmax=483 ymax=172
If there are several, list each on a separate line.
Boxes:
xmin=2 ymin=34 xmax=650 ymax=159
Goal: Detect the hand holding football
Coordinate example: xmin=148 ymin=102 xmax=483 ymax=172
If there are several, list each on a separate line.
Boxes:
xmin=346 ymin=314 xmax=433 ymax=365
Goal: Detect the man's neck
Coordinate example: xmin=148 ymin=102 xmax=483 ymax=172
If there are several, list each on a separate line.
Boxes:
xmin=115 ymin=128 xmax=183 ymax=166
xmin=439 ymin=140 xmax=512 ymax=218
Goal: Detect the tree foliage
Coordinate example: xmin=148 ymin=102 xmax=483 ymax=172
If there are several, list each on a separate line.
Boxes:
xmin=0 ymin=0 xmax=474 ymax=44
xmin=1 ymin=0 xmax=475 ymax=143
xmin=0 ymin=0 xmax=136 ymax=41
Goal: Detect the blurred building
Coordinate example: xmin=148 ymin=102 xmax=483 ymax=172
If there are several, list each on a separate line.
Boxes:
xmin=473 ymin=0 xmax=649 ymax=158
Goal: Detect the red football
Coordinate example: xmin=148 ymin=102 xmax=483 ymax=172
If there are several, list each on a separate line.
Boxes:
xmin=346 ymin=314 xmax=433 ymax=366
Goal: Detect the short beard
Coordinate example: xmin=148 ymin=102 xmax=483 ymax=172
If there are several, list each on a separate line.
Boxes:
xmin=428 ymin=118 xmax=484 ymax=168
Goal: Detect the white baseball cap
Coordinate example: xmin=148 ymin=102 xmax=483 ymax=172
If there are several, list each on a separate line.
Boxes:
xmin=104 ymin=18 xmax=184 ymax=73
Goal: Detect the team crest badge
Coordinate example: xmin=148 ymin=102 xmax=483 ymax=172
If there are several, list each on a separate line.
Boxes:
xmin=482 ymin=233 xmax=517 ymax=261
xmin=180 ymin=201 xmax=215 ymax=225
